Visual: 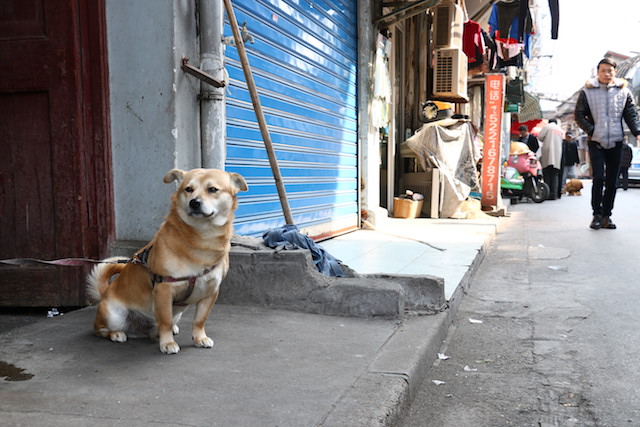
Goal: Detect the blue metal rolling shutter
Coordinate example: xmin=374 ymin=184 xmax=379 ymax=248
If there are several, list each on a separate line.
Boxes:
xmin=225 ymin=0 xmax=358 ymax=238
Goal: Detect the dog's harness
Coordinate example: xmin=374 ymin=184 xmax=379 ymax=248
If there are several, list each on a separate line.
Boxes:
xmin=130 ymin=246 xmax=217 ymax=306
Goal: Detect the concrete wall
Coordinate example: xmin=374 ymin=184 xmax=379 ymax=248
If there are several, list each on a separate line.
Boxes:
xmin=106 ymin=0 xmax=200 ymax=242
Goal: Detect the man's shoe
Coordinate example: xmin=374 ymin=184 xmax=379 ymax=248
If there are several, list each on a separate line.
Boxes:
xmin=590 ymin=215 xmax=602 ymax=229
xmin=601 ymin=216 xmax=617 ymax=229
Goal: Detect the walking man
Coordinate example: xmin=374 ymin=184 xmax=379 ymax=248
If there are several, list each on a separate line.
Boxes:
xmin=575 ymin=58 xmax=640 ymax=229
xmin=618 ymin=141 xmax=633 ymax=191
xmin=518 ymin=124 xmax=539 ymax=154
xmin=562 ymin=131 xmax=580 ymax=184
xmin=538 ymin=119 xmax=564 ymax=200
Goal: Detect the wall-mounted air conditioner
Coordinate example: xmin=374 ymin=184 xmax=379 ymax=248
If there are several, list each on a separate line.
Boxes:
xmin=433 ymin=47 xmax=468 ymax=102
xmin=432 ymin=1 xmax=464 ymax=49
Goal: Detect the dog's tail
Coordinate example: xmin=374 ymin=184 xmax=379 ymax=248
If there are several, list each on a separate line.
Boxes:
xmin=86 ymin=257 xmax=129 ymax=303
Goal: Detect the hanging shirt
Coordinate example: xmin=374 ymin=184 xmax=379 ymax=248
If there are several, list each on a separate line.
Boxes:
xmin=463 ymin=20 xmax=485 ymax=67
xmin=372 ymin=34 xmax=392 ymax=128
xmin=495 ymin=0 xmax=520 ymax=40
xmin=548 ymin=0 xmax=559 ymax=39
xmin=488 ymin=2 xmax=532 ymax=57
xmin=481 ymin=29 xmax=498 ymax=70
xmin=495 ymin=39 xmax=524 ymax=62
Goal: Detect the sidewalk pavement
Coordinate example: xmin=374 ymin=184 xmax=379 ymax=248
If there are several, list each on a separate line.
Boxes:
xmin=0 ymin=216 xmax=500 ymax=426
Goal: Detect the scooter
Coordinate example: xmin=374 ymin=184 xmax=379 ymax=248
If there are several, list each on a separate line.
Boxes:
xmin=501 ymin=142 xmax=550 ymax=203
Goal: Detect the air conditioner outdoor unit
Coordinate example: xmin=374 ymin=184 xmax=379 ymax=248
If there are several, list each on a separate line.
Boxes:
xmin=433 ymin=47 xmax=468 ymax=102
xmin=432 ymin=1 xmax=463 ymax=49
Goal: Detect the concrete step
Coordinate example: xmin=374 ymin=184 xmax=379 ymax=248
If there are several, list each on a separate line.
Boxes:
xmin=219 ymin=236 xmax=446 ymax=319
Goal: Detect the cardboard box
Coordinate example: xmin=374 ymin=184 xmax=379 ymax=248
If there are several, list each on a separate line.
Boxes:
xmin=393 ymin=197 xmax=424 ymax=218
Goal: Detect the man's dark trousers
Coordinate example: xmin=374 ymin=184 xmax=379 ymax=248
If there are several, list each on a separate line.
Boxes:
xmin=589 ymin=141 xmax=623 ymax=217
xmin=543 ymin=166 xmax=560 ymax=199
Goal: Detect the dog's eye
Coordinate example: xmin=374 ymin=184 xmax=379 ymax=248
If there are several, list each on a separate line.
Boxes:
xmin=185 ymin=186 xmax=194 ymax=193
xmin=208 ymin=187 xmax=218 ymax=194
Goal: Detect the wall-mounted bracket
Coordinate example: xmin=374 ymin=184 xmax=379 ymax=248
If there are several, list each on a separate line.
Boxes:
xmin=375 ymin=0 xmax=440 ymax=27
xmin=223 ymin=21 xmax=255 ymax=46
xmin=181 ymin=57 xmax=225 ymax=88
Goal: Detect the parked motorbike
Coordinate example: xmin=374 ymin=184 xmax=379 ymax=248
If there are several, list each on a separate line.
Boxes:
xmin=501 ymin=142 xmax=550 ymax=203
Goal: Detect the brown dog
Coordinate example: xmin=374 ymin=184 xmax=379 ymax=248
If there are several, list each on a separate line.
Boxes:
xmin=87 ymin=168 xmax=248 ymax=354
xmin=564 ymin=179 xmax=583 ymax=196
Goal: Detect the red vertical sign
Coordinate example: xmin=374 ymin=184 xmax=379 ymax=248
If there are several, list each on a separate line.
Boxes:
xmin=481 ymin=74 xmax=504 ymax=209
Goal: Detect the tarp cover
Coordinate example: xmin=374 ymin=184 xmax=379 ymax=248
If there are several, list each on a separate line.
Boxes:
xmin=405 ymin=120 xmax=481 ymax=218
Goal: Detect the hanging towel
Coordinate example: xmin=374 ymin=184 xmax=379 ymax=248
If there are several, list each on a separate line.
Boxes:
xmin=263 ymin=224 xmax=345 ymax=277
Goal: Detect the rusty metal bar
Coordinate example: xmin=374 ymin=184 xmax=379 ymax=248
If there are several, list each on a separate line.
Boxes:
xmin=181 ymin=57 xmax=225 ymax=88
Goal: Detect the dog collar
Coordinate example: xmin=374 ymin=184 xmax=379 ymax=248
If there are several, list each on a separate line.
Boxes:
xmin=130 ymin=246 xmax=217 ymax=306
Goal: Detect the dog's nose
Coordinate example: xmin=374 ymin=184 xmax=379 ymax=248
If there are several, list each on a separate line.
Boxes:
xmin=189 ymin=198 xmax=202 ymax=210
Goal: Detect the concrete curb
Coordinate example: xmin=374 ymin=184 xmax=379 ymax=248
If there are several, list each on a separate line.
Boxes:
xmin=319 ymin=221 xmax=498 ymax=426
xmin=220 ymin=240 xmax=446 ymax=319
xmin=319 ymin=312 xmax=449 ymax=426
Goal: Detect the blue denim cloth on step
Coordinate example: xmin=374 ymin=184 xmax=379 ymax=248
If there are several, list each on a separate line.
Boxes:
xmin=262 ymin=224 xmax=345 ymax=277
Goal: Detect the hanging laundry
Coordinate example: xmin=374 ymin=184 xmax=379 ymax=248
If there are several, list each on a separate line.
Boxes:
xmin=491 ymin=0 xmax=558 ymax=42
xmin=481 ymin=29 xmax=498 ymax=71
xmin=372 ymin=33 xmax=392 ymax=128
xmin=517 ymin=0 xmax=531 ymax=42
xmin=548 ymin=0 xmax=559 ymax=39
xmin=495 ymin=0 xmax=521 ymax=40
xmin=495 ymin=40 xmax=524 ymax=67
xmin=488 ymin=2 xmax=532 ymax=58
xmin=495 ymin=39 xmax=524 ymax=61
xmin=463 ymin=20 xmax=486 ymax=69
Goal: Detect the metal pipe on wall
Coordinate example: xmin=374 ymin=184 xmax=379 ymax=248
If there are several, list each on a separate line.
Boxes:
xmin=199 ymin=0 xmax=226 ymax=169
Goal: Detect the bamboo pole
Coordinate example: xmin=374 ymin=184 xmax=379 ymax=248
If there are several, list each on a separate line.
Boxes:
xmin=223 ymin=0 xmax=294 ymax=225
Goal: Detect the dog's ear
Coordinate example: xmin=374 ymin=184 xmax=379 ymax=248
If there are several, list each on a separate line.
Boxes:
xmin=164 ymin=169 xmax=185 ymax=184
xmin=229 ymin=172 xmax=248 ymax=192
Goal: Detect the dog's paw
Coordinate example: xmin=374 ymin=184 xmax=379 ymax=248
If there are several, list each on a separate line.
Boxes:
xmin=160 ymin=341 xmax=181 ymax=354
xmin=194 ymin=336 xmax=214 ymax=348
xmin=109 ymin=331 xmax=128 ymax=343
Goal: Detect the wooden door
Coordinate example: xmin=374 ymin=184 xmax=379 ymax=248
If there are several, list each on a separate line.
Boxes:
xmin=0 ymin=0 xmax=112 ymax=306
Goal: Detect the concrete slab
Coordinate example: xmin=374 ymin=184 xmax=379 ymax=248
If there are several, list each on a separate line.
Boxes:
xmin=321 ymin=217 xmax=499 ymax=299
xmin=0 ymin=304 xmax=398 ymax=426
xmin=0 ymin=216 xmax=502 ymax=426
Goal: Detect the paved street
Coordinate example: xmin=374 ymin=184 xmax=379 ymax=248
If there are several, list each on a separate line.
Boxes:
xmin=4 ymin=181 xmax=639 ymax=426
xmin=0 ymin=214 xmax=497 ymax=426
xmin=400 ymin=183 xmax=640 ymax=426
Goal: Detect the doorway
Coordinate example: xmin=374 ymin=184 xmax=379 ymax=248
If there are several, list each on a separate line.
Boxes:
xmin=0 ymin=0 xmax=112 ymax=306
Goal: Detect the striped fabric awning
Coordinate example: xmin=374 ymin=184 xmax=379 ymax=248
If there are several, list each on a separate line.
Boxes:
xmin=517 ymin=92 xmax=543 ymax=122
